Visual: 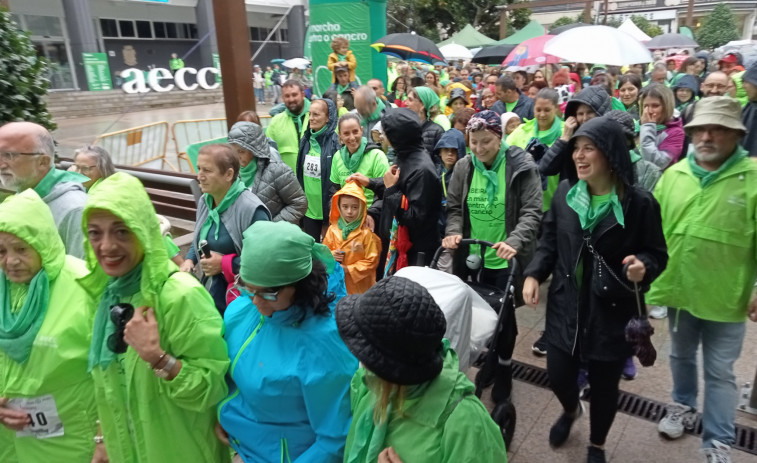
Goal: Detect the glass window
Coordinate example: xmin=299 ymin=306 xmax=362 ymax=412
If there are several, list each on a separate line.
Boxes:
xmin=136 ymin=21 xmax=152 ymax=39
xmin=278 ymin=28 xmax=288 ymax=42
xmin=188 ymin=24 xmax=198 ymax=39
xmin=100 ymin=19 xmax=118 ymax=38
xmin=118 ymin=20 xmax=135 ymax=38
xmin=250 ymin=27 xmax=269 ymax=41
xmin=154 ymin=21 xmax=167 ymax=38
xmin=25 ymin=15 xmax=63 ymax=37
xmin=165 ymin=22 xmax=178 ymax=39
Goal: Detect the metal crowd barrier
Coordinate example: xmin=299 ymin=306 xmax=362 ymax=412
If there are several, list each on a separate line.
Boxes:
xmin=93 ymin=121 xmax=174 ymax=171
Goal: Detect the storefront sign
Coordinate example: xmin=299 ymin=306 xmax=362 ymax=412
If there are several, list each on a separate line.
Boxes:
xmin=83 ymin=53 xmax=113 ymax=91
xmin=120 ymin=66 xmax=220 ymax=93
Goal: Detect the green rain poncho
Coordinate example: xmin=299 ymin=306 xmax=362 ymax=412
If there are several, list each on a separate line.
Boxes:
xmin=0 ymin=190 xmax=97 ymax=463
xmin=77 ymin=172 xmax=230 ymax=463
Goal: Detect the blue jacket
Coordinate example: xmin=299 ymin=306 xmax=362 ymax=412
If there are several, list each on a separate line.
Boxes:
xmin=491 ymin=91 xmax=534 ymax=121
xmin=218 ymin=277 xmax=355 ymax=463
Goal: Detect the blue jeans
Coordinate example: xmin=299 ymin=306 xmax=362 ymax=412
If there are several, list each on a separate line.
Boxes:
xmin=668 ymin=307 xmax=746 ymax=448
xmin=254 ymin=87 xmax=265 ymax=103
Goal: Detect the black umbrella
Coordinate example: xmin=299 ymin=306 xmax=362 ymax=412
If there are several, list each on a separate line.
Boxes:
xmin=471 ymin=43 xmax=516 ymax=65
xmin=371 ymin=33 xmax=447 ymax=65
xmin=646 ymin=33 xmax=698 ymax=49
xmin=549 ymin=22 xmax=591 ymax=35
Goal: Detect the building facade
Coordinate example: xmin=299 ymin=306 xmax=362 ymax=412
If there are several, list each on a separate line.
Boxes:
xmin=7 ymin=0 xmax=307 ymax=91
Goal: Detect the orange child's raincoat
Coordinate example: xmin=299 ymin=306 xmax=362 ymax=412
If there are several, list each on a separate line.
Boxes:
xmin=323 ymin=182 xmax=381 ymax=294
xmin=327 ymin=50 xmax=358 ymax=83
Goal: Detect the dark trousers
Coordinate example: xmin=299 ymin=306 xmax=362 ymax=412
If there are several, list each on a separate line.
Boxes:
xmin=303 ymin=217 xmax=325 ymax=243
xmin=547 ymin=346 xmax=625 ymax=446
xmin=480 ymin=267 xmax=518 ymax=355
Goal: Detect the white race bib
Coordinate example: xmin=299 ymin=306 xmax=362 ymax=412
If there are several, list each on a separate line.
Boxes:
xmin=304 ymin=154 xmax=321 ymax=179
xmin=8 ymin=395 xmax=64 ymax=439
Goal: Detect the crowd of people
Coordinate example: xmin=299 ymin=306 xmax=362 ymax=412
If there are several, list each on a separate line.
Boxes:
xmin=1 ymin=37 xmax=757 ymax=463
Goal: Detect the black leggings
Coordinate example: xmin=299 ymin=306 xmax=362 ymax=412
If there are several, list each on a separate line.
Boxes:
xmin=547 ymin=346 xmax=625 ymax=446
xmin=302 ymin=217 xmax=325 ymax=243
xmin=480 ymin=267 xmax=518 ymax=356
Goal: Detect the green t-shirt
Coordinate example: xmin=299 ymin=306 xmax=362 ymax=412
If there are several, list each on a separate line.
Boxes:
xmin=467 ymin=160 xmax=508 ymax=269
xmin=304 ymin=146 xmax=323 ymax=220
xmin=329 ymin=148 xmax=389 ymax=207
xmin=505 ymin=101 xmax=517 ymax=113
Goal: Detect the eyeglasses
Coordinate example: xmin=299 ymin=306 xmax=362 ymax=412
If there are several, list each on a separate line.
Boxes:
xmin=74 ymin=164 xmax=97 ymax=174
xmin=0 ymin=152 xmax=43 ymax=162
xmin=233 ymin=275 xmax=280 ymax=301
xmin=107 ymin=303 xmax=135 ymax=354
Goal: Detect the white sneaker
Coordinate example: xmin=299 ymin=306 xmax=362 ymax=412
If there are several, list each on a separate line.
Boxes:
xmin=701 ymin=440 xmax=732 ymax=463
xmin=649 ymin=305 xmax=668 ymax=319
xmin=658 ymin=402 xmax=696 ymax=439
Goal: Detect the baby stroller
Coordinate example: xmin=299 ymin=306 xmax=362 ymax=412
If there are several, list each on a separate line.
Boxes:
xmin=427 ymin=239 xmax=519 ymax=448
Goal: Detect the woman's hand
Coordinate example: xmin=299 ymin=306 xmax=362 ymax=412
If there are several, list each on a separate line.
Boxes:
xmin=561 ymin=116 xmax=578 ymax=141
xmin=378 ymin=447 xmax=405 ymax=463
xmin=179 ymin=259 xmax=194 ymax=273
xmin=200 ymin=252 xmax=223 ymax=276
xmin=365 ymin=215 xmax=375 ymax=232
xmin=0 ymin=398 xmax=31 ymax=431
xmin=622 ymin=255 xmax=646 ymax=283
xmin=123 ymin=307 xmax=163 ymax=367
xmin=345 ymin=172 xmax=370 ymax=187
xmin=640 ymin=108 xmax=654 ymax=125
xmin=492 ymin=241 xmax=517 ymax=260
xmin=332 ymin=250 xmax=345 ymax=263
xmin=442 ymin=234 xmax=462 ymax=249
xmin=383 ymin=165 xmax=400 ymax=189
xmin=214 ymin=422 xmax=230 ymax=447
xmin=522 ymin=276 xmax=540 ymax=308
xmin=91 ymin=443 xmax=109 ymax=463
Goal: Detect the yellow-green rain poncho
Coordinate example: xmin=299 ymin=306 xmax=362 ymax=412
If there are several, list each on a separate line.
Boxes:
xmin=77 ymin=172 xmax=230 ymax=463
xmin=0 ymin=189 xmax=97 ymax=462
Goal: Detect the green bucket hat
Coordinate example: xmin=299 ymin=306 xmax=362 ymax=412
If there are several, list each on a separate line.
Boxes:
xmin=240 ymin=221 xmax=334 ymax=288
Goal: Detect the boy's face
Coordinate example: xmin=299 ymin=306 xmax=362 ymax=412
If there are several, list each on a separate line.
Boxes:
xmin=336 ymin=43 xmax=349 ymax=55
xmin=339 ymin=196 xmax=361 ymax=223
xmin=450 ymin=99 xmax=466 ymax=112
xmin=675 ymin=88 xmax=693 ymax=103
xmin=440 ymin=148 xmax=458 ymax=170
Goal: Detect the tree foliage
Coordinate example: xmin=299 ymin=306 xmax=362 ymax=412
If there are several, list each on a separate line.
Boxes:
xmin=630 ymin=15 xmax=662 ymax=38
xmin=695 ymin=3 xmax=740 ymax=50
xmin=387 ymin=0 xmax=531 ymax=43
xmin=0 ymin=9 xmax=55 ymax=130
xmin=548 ymin=15 xmax=581 ymax=33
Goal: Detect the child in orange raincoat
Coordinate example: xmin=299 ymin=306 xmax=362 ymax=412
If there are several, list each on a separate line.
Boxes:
xmin=323 ymin=182 xmax=381 ymax=294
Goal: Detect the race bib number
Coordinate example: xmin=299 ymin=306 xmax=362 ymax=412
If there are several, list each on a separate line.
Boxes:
xmin=8 ymin=395 xmax=64 ymax=439
xmin=304 ymin=154 xmax=321 ymax=179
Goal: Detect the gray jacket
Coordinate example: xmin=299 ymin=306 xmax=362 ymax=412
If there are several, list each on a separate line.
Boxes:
xmin=44 ymin=182 xmax=87 ymax=258
xmin=193 ymin=189 xmax=270 ymax=255
xmin=228 ymin=121 xmax=307 ymax=223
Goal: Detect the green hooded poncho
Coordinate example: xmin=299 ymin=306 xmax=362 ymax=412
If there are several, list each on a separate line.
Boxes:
xmin=77 ymin=172 xmax=231 ymax=463
xmin=0 ymin=190 xmax=97 ymax=463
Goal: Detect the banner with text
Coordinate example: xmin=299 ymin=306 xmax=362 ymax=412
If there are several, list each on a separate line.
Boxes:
xmin=82 ymin=52 xmax=113 ymax=91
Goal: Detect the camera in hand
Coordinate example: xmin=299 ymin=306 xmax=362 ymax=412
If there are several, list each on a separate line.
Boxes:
xmin=525 ymin=138 xmax=548 ymax=162
xmin=107 ymin=303 xmax=135 ymax=354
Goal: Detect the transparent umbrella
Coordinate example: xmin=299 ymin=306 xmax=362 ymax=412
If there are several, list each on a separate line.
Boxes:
xmin=544 ymin=25 xmax=653 ymax=66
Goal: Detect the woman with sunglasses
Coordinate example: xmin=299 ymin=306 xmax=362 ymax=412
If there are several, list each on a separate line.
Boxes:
xmin=0 ymin=190 xmax=97 ymax=462
xmin=80 ymin=172 xmax=230 ymax=463
xmin=217 ymin=220 xmax=357 ymax=463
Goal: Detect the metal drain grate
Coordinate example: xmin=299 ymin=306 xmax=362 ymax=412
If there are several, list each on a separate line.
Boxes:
xmin=511 ymin=360 xmax=757 ymax=455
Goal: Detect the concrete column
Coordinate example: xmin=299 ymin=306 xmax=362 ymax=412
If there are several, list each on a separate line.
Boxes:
xmin=286 ymin=5 xmax=305 ymax=58
xmin=196 ymin=0 xmax=218 ymax=67
xmin=62 ymin=0 xmax=99 ymax=90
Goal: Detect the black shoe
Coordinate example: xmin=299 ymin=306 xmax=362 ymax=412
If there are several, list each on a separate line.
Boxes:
xmin=549 ymin=402 xmax=583 ymax=448
xmin=491 ymin=400 xmax=516 ymax=450
xmin=532 ymin=331 xmax=547 ymax=356
xmin=587 ymin=446 xmax=607 ymax=463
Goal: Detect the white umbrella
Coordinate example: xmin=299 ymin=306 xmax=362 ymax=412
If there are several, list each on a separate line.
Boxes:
xmin=544 ymin=25 xmax=653 ymax=65
xmin=439 ymin=43 xmax=473 ymax=61
xmin=282 ymin=57 xmax=311 ymax=69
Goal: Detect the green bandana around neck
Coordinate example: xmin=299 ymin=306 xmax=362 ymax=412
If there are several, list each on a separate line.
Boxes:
xmin=338 ymin=209 xmax=363 ymax=240
xmin=470 ymin=141 xmax=507 ymax=205
xmin=340 ymin=138 xmax=369 ymax=175
xmin=200 ymin=178 xmax=246 ymax=241
xmin=33 ymin=167 xmax=89 ymax=197
xmin=532 ymin=116 xmax=563 ymax=147
xmin=286 ymin=98 xmax=311 ymax=133
xmin=87 ymin=262 xmax=143 ymax=371
xmin=239 ymin=160 xmax=258 ymax=188
xmin=337 ymin=83 xmax=351 ymax=95
xmin=337 ymin=53 xmax=347 ymax=61
xmin=309 ymin=123 xmax=329 ymax=156
xmin=0 ymin=271 xmax=50 ymax=364
xmin=566 ymin=180 xmax=624 ymax=232
xmin=630 ymin=148 xmax=642 ymax=163
xmin=687 ymin=145 xmax=748 ymax=188
xmin=362 ymin=98 xmax=386 ymax=126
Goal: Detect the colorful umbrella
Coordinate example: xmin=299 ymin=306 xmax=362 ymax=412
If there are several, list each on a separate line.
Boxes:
xmin=372 ymin=33 xmax=447 ymax=65
xmin=544 ymin=26 xmax=653 ymax=66
xmin=503 ymin=35 xmax=560 ymax=67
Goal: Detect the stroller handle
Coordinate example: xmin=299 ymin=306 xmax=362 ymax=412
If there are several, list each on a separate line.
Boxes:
xmin=431 ymin=239 xmax=519 ymax=273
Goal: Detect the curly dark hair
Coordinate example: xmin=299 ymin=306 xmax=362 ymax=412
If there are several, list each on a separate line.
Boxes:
xmin=291 ymin=259 xmax=335 ymax=323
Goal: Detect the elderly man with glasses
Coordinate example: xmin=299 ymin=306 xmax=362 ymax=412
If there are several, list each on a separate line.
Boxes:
xmin=0 ymin=122 xmax=88 ymax=258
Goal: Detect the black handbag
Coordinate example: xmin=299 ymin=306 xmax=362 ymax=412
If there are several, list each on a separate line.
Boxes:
xmin=583 ymin=235 xmax=636 ymax=299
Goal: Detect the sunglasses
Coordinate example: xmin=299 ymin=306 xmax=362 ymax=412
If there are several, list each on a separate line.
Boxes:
xmin=233 ymin=275 xmax=280 ymax=301
xmin=107 ymin=303 xmax=134 ymax=354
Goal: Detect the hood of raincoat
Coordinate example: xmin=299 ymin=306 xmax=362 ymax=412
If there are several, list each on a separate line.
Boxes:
xmin=381 ymin=108 xmax=424 ymax=156
xmin=0 ymin=189 xmax=65 ymax=281
xmin=227 ymin=122 xmax=271 ymax=159
xmin=568 ymin=117 xmax=635 ymax=187
xmin=696 ymin=51 xmax=709 ymax=73
xmin=313 ymin=97 xmax=339 ymax=135
xmin=743 ymin=62 xmax=757 ymax=86
xmin=329 ymin=181 xmax=367 ymax=228
xmin=673 ymin=74 xmax=700 ymax=94
xmin=78 ymin=172 xmax=176 ymax=304
xmin=564 ymin=85 xmax=612 ymax=120
xmin=433 ymin=128 xmax=466 ymax=160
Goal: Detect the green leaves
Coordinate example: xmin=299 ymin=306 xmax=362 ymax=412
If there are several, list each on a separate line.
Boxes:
xmin=695 ymin=4 xmax=740 ymax=50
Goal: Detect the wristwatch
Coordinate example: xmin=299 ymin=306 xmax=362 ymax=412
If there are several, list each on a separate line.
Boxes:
xmin=154 ymin=354 xmax=177 ymax=379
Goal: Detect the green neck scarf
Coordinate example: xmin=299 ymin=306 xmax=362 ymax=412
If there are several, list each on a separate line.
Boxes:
xmin=200 ymin=178 xmax=246 ymax=241
xmin=340 ymin=138 xmax=369 ymax=175
xmin=629 ymin=148 xmax=642 ymax=163
xmin=533 ymin=117 xmax=563 ymax=147
xmin=337 ymin=53 xmax=347 ymax=61
xmin=337 ymin=83 xmax=351 ymax=94
xmin=239 ymin=160 xmax=258 ymax=188
xmin=566 ymin=180 xmax=625 ymax=232
xmin=87 ymin=262 xmax=143 ymax=371
xmin=338 ymin=214 xmax=362 ymax=240
xmin=286 ymin=98 xmax=311 ymax=134
xmin=470 ymin=142 xmax=507 ymax=206
xmin=309 ymin=124 xmax=329 ymax=156
xmin=87 ymin=177 xmax=104 ymax=192
xmin=32 ymin=167 xmax=89 ymax=197
xmin=0 ymin=271 xmax=50 ymax=364
xmin=687 ymin=145 xmax=748 ymax=188
xmin=362 ymin=98 xmax=385 ymax=126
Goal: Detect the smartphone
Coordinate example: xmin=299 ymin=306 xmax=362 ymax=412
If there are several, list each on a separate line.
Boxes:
xmin=198 ymin=239 xmax=211 ymax=259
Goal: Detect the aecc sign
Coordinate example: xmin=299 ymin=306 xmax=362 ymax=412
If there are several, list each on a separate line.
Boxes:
xmin=121 ymin=66 xmax=221 ymax=93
